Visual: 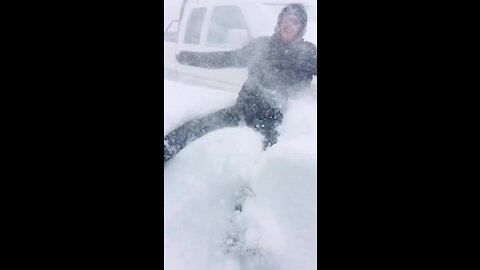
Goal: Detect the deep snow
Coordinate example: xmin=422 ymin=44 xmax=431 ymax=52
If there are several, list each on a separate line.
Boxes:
xmin=164 ymin=80 xmax=317 ymax=270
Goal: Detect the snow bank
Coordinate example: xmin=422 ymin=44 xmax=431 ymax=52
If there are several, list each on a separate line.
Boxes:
xmin=164 ymin=79 xmax=317 ymax=270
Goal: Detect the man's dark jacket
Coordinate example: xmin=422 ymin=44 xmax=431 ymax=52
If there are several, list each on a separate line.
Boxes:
xmin=177 ymin=33 xmax=317 ymax=109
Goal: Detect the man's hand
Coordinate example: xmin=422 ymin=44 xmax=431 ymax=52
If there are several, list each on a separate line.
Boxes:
xmin=176 ymin=51 xmax=188 ymax=64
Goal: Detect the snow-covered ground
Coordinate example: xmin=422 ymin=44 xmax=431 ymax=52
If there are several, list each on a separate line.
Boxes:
xmin=164 ymin=79 xmax=317 ymax=270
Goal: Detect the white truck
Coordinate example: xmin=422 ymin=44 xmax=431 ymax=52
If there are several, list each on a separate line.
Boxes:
xmin=164 ymin=0 xmax=317 ymax=92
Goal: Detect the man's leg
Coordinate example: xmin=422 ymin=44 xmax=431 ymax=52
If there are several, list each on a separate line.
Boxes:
xmin=258 ymin=107 xmax=283 ymax=149
xmin=235 ymin=90 xmax=283 ymax=150
xmin=260 ymin=127 xmax=280 ymax=149
xmin=242 ymin=105 xmax=283 ymax=150
xmin=164 ymin=107 xmax=241 ymax=162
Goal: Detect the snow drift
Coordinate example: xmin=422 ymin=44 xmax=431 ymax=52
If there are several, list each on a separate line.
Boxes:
xmin=164 ymin=80 xmax=317 ymax=270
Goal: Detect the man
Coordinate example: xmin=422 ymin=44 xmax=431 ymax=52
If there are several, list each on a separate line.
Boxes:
xmin=164 ymin=4 xmax=317 ymax=162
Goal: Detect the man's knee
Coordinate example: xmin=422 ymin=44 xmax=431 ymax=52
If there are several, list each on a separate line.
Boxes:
xmin=267 ymin=108 xmax=283 ymax=125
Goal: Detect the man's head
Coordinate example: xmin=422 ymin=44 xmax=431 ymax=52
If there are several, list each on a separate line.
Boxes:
xmin=276 ymin=4 xmax=308 ymax=43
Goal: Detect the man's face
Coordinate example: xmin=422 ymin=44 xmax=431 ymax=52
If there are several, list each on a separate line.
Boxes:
xmin=279 ymin=14 xmax=302 ymax=43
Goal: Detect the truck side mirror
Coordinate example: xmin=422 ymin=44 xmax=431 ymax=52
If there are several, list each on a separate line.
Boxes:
xmin=164 ymin=32 xmax=178 ymax=42
xmin=227 ymin=29 xmax=248 ymax=46
xmin=164 ymin=20 xmax=179 ymax=42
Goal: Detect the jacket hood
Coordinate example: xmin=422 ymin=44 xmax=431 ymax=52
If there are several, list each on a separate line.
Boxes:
xmin=274 ymin=4 xmax=308 ymax=40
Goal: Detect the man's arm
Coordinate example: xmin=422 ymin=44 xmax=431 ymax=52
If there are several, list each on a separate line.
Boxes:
xmin=176 ymin=50 xmax=243 ymax=68
xmin=301 ymin=41 xmax=317 ymax=76
xmin=176 ymin=37 xmax=267 ymax=69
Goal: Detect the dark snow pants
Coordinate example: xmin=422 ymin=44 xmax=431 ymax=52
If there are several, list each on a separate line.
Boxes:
xmin=164 ymin=91 xmax=283 ymax=162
